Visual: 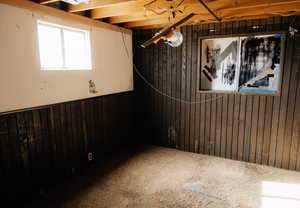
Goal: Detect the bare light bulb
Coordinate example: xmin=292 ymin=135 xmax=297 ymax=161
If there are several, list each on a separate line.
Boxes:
xmin=165 ymin=31 xmax=183 ymax=47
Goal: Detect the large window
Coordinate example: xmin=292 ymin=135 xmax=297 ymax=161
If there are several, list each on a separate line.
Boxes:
xmin=37 ymin=20 xmax=92 ymax=70
xmin=198 ymin=33 xmax=285 ymax=95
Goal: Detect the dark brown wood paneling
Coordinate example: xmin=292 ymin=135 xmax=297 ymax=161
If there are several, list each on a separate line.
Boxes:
xmin=133 ymin=16 xmax=300 ymax=171
xmin=0 ymin=92 xmax=133 ymax=202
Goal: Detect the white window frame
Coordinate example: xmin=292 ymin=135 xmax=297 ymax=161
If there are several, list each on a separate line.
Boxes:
xmin=37 ymin=20 xmax=92 ymax=71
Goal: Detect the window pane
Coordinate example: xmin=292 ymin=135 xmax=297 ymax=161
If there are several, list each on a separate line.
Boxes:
xmin=63 ymin=29 xmax=91 ymax=69
xmin=37 ymin=24 xmax=63 ymax=68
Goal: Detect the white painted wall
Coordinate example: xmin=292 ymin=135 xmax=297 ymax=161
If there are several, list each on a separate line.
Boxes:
xmin=0 ymin=3 xmax=133 ymax=113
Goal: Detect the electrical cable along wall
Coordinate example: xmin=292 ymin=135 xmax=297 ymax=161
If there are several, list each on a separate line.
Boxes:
xmin=133 ymin=15 xmax=300 ymax=171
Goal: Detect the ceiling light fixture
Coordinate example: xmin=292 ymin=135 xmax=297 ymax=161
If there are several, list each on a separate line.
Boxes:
xmin=141 ymin=13 xmax=195 ymax=48
xmin=164 ymin=31 xmax=183 ymax=47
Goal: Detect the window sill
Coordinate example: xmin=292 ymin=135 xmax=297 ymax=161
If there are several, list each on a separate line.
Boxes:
xmin=41 ymin=68 xmax=92 ymax=71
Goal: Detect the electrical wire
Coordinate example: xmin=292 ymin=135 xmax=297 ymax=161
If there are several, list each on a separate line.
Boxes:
xmin=121 ymin=32 xmax=225 ymax=104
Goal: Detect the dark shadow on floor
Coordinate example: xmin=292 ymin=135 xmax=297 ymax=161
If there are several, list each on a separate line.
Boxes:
xmin=24 ymin=145 xmax=151 ymax=208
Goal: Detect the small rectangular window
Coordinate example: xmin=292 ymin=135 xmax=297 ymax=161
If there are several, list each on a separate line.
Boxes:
xmin=37 ymin=20 xmax=92 ymax=70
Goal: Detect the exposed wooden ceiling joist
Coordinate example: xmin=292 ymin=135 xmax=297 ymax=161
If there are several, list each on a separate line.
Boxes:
xmin=197 ymin=0 xmax=221 ymax=22
xmin=91 ymin=5 xmax=142 ymax=19
xmin=2 ymin=0 xmax=131 ymax=33
xmin=34 ymin=0 xmax=300 ymax=29
xmin=137 ymin=14 xmax=277 ymax=29
xmin=218 ymin=2 xmax=300 ymax=19
xmin=217 ymin=0 xmax=300 ymax=12
xmin=95 ymin=0 xmax=224 ymax=20
xmin=40 ymin=0 xmax=60 ymax=4
xmin=91 ymin=1 xmax=147 ymax=19
xmin=123 ymin=1 xmax=300 ymax=28
xmin=124 ymin=13 xmax=203 ymax=28
xmin=118 ymin=0 xmax=299 ymax=25
xmin=68 ymin=0 xmax=137 ymax=13
xmin=108 ymin=5 xmax=198 ymax=23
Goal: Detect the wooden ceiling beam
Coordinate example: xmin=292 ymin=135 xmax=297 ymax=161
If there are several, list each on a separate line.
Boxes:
xmin=1 ymin=0 xmax=131 ymax=34
xmin=108 ymin=5 xmax=201 ymax=23
xmin=124 ymin=0 xmax=300 ymax=28
xmin=124 ymin=17 xmax=173 ymax=28
xmin=123 ymin=14 xmax=214 ymax=27
xmin=217 ymin=0 xmax=300 ymax=12
xmin=68 ymin=0 xmax=137 ymax=13
xmin=92 ymin=0 xmax=227 ymax=19
xmin=40 ymin=0 xmax=60 ymax=4
xmin=108 ymin=0 xmax=298 ymax=25
xmin=109 ymin=12 xmax=167 ymax=24
xmin=219 ymin=2 xmax=300 ymax=19
xmin=136 ymin=14 xmax=277 ymax=29
xmin=34 ymin=0 xmax=300 ymax=29
xmin=197 ymin=0 xmax=221 ymax=21
xmin=91 ymin=4 xmax=144 ymax=19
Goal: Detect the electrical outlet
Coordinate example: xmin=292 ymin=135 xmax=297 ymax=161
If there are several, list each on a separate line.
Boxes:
xmin=88 ymin=152 xmax=93 ymax=161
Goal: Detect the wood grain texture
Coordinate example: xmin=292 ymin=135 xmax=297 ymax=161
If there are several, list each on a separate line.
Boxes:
xmin=0 ymin=92 xmax=133 ymax=202
xmin=1 ymin=0 xmax=132 ymax=34
xmin=133 ymin=15 xmax=300 ymax=171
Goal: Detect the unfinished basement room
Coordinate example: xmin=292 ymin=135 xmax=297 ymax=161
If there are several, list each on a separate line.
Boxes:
xmin=1 ymin=0 xmax=300 ymax=207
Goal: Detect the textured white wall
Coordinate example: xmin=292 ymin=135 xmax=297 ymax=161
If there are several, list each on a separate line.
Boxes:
xmin=0 ymin=3 xmax=133 ymax=113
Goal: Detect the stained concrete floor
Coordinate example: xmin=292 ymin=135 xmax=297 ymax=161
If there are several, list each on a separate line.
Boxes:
xmin=28 ymin=145 xmax=300 ymax=208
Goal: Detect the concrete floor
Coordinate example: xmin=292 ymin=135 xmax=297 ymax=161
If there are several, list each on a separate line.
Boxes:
xmin=28 ymin=145 xmax=300 ymax=208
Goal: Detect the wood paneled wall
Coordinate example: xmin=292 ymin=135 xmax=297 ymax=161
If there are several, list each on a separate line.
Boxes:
xmin=133 ymin=16 xmax=300 ymax=171
xmin=0 ymin=92 xmax=133 ymax=201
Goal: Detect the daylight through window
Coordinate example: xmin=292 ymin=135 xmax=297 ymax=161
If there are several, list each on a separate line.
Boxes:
xmin=37 ymin=20 xmax=92 ymax=70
